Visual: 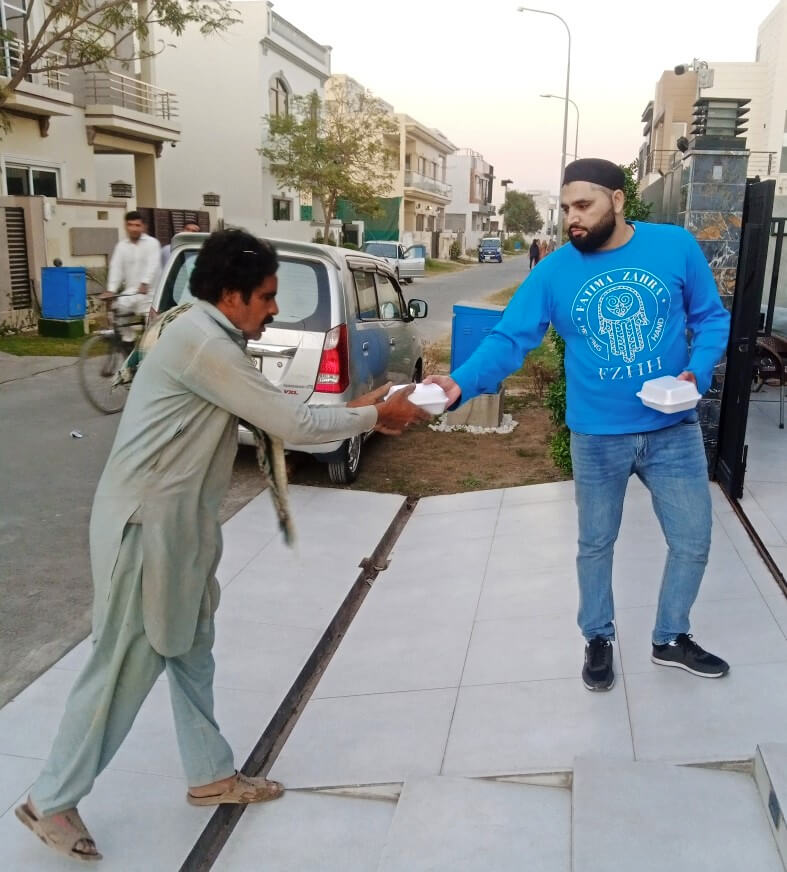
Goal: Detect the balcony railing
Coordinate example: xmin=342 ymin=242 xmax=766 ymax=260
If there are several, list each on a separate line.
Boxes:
xmin=644 ymin=148 xmax=778 ymax=180
xmin=404 ymin=170 xmax=452 ymax=199
xmin=0 ymin=38 xmax=68 ymax=90
xmin=84 ymin=70 xmax=178 ymax=120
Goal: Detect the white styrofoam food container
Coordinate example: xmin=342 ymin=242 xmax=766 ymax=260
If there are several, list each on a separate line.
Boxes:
xmin=385 ymin=382 xmax=450 ymax=415
xmin=636 ymin=375 xmax=701 ymax=413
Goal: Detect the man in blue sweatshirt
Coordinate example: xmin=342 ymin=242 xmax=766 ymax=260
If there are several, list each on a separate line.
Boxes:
xmin=427 ymin=158 xmax=731 ymax=691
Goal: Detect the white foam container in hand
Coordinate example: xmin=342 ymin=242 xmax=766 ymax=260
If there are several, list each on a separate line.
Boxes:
xmin=636 ymin=375 xmax=701 ymax=413
xmin=385 ymin=382 xmax=450 ymax=415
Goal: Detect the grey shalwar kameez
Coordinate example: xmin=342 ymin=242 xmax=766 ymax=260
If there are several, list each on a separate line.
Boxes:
xmin=30 ymin=302 xmax=377 ymax=815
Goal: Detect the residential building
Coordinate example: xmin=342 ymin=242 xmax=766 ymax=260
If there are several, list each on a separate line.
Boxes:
xmin=327 ymin=74 xmax=457 ymax=256
xmin=526 ymin=190 xmax=559 ymax=242
xmin=399 ymin=115 xmax=457 ymax=254
xmin=638 ymin=0 xmax=787 ymax=208
xmin=155 ymin=1 xmax=331 ymax=241
xmin=444 ymin=149 xmax=496 ymax=252
xmin=0 ymin=0 xmax=182 ymax=327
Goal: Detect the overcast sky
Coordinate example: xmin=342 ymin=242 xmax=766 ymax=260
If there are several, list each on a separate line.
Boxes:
xmin=269 ymin=0 xmax=780 ymax=203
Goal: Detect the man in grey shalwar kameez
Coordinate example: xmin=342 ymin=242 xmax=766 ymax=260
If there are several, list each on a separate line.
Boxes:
xmin=16 ymin=230 xmax=428 ymax=862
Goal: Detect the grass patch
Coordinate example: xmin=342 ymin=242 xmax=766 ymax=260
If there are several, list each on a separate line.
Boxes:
xmin=485 ymin=284 xmax=519 ymax=306
xmin=0 ymin=333 xmax=84 ymax=357
xmin=425 ymin=258 xmax=467 ymax=274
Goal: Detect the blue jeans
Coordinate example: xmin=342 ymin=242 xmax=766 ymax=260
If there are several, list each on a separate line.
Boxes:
xmin=570 ymin=413 xmax=712 ymax=645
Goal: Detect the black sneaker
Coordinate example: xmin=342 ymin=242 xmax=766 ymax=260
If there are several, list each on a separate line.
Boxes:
xmin=582 ymin=637 xmax=615 ymax=691
xmin=651 ymin=634 xmax=730 ymax=678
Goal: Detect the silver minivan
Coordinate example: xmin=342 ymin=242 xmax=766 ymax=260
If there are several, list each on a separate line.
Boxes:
xmin=150 ymin=234 xmax=429 ymax=483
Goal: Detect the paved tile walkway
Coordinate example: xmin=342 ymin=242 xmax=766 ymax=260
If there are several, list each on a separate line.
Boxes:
xmin=1 ymin=478 xmax=786 ymax=869
xmin=0 ymin=486 xmax=404 ymax=870
xmin=744 ymin=389 xmax=787 ymax=576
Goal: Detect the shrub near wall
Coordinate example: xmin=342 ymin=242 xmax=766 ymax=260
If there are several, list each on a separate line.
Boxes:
xmin=544 ymin=328 xmax=571 ymax=474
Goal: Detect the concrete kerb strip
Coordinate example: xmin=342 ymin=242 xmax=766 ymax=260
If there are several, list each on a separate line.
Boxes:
xmin=0 ymin=352 xmax=79 ymax=385
xmin=179 ymin=496 xmax=419 ymax=872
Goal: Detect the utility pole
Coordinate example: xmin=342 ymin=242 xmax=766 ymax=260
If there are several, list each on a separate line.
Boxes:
xmin=500 ymin=178 xmax=513 ymax=237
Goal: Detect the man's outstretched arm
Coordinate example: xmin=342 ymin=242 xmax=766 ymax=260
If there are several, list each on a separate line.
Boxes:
xmin=426 ymin=272 xmax=551 ymax=407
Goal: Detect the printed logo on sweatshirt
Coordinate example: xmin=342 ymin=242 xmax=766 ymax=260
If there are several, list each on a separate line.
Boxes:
xmin=571 ymin=268 xmax=671 ymax=365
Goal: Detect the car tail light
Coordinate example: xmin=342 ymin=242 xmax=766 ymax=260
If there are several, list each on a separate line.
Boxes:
xmin=315 ymin=324 xmax=349 ymax=393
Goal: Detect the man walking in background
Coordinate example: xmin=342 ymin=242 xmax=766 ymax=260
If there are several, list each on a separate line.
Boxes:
xmin=529 ymin=237 xmax=540 ymax=269
xmin=428 ymin=158 xmax=731 ymax=693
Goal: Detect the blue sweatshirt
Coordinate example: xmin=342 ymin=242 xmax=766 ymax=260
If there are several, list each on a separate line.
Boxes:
xmin=452 ymin=222 xmax=731 ymax=435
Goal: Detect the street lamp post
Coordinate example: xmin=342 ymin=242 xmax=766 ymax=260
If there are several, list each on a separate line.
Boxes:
xmin=517 ymin=6 xmax=571 ymax=244
xmin=541 ymin=93 xmax=579 ymax=160
xmin=500 ymin=177 xmax=513 ymax=237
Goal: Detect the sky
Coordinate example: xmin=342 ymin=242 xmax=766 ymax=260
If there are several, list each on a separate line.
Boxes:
xmin=268 ymin=0 xmax=781 ymax=204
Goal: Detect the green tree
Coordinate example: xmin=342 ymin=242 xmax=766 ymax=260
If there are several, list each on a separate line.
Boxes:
xmin=620 ymin=160 xmax=652 ymax=221
xmin=499 ymin=189 xmax=543 ymax=235
xmin=0 ymin=0 xmax=236 ymax=135
xmin=261 ymin=81 xmax=398 ymax=242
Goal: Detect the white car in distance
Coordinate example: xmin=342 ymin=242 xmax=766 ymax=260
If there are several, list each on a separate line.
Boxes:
xmin=361 ymin=241 xmax=426 ymax=283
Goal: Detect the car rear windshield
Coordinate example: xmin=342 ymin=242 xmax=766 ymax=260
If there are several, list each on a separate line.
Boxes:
xmin=159 ymin=250 xmax=331 ymax=331
xmin=362 ymin=242 xmax=397 ymax=257
xmin=270 ymin=258 xmax=331 ymax=331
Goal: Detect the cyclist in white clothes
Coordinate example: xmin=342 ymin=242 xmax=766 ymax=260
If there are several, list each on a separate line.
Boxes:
xmin=108 ymin=210 xmax=162 ymax=323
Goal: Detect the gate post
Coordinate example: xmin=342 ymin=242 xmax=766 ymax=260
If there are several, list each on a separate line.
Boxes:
xmin=677 ymin=136 xmax=749 ymax=471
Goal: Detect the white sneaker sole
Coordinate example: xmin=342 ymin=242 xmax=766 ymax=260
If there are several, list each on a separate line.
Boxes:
xmin=650 ymin=655 xmax=728 ymax=678
xmin=582 ymin=674 xmax=616 ymax=692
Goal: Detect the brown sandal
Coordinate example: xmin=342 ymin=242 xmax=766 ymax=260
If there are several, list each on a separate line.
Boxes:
xmin=187 ymin=772 xmax=284 ymax=806
xmin=15 ymin=799 xmax=102 ymax=862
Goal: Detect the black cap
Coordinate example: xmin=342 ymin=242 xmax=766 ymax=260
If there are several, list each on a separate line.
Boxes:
xmin=563 ymin=158 xmax=625 ymax=191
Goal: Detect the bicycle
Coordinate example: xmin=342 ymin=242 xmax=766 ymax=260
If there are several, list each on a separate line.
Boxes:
xmin=78 ymin=292 xmax=142 ymax=414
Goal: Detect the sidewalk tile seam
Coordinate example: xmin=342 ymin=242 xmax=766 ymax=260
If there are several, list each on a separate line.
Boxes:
xmin=215 ymin=616 xmax=327 ymax=634
xmin=438 ymin=494 xmax=505 ymax=775
xmin=218 ymin=535 xmax=279 ymax=591
xmin=308 ymin=684 xmax=462 ymax=703
xmin=457 ymin=673 xmax=628 ymax=691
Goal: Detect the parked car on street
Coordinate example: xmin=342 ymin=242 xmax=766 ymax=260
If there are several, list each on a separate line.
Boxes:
xmin=361 ymin=241 xmax=426 ymax=282
xmin=478 ymin=237 xmax=503 ymax=263
xmin=149 ymin=234 xmax=429 ymax=483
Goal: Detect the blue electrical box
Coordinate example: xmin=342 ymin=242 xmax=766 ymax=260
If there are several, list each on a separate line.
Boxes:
xmin=450 ymin=300 xmax=505 ymax=375
xmin=41 ymin=267 xmax=87 ymax=319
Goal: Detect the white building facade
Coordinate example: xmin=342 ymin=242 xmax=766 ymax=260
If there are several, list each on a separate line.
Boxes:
xmin=638 ymin=0 xmax=787 ymax=206
xmin=444 ymin=149 xmax=496 ymax=252
xmin=526 ymin=190 xmax=558 ymax=242
xmin=155 ymin=1 xmax=330 ymax=241
xmin=0 ymin=0 xmax=182 ymax=327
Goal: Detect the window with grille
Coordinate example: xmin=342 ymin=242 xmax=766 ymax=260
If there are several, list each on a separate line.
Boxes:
xmin=269 ymin=77 xmax=289 ymax=117
xmin=5 ymin=163 xmax=59 ymax=196
xmin=5 ymin=206 xmax=32 ymax=310
xmin=272 ymin=197 xmax=291 ymax=221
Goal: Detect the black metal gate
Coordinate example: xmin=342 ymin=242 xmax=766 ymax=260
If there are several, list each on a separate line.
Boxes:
xmin=4 ymin=206 xmax=33 ymax=310
xmin=715 ymin=178 xmax=775 ymax=499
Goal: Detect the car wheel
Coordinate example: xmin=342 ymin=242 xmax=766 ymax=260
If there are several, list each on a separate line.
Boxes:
xmin=327 ymin=434 xmax=363 ymax=485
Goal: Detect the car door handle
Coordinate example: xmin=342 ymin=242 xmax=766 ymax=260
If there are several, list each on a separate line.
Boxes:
xmin=389 ymin=338 xmax=396 ymax=346
xmin=362 ymin=341 xmax=369 ymax=352
xmin=255 ymin=344 xmax=297 ymax=358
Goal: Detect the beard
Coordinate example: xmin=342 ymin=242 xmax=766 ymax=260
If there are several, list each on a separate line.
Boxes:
xmin=568 ymin=206 xmax=616 ymax=252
